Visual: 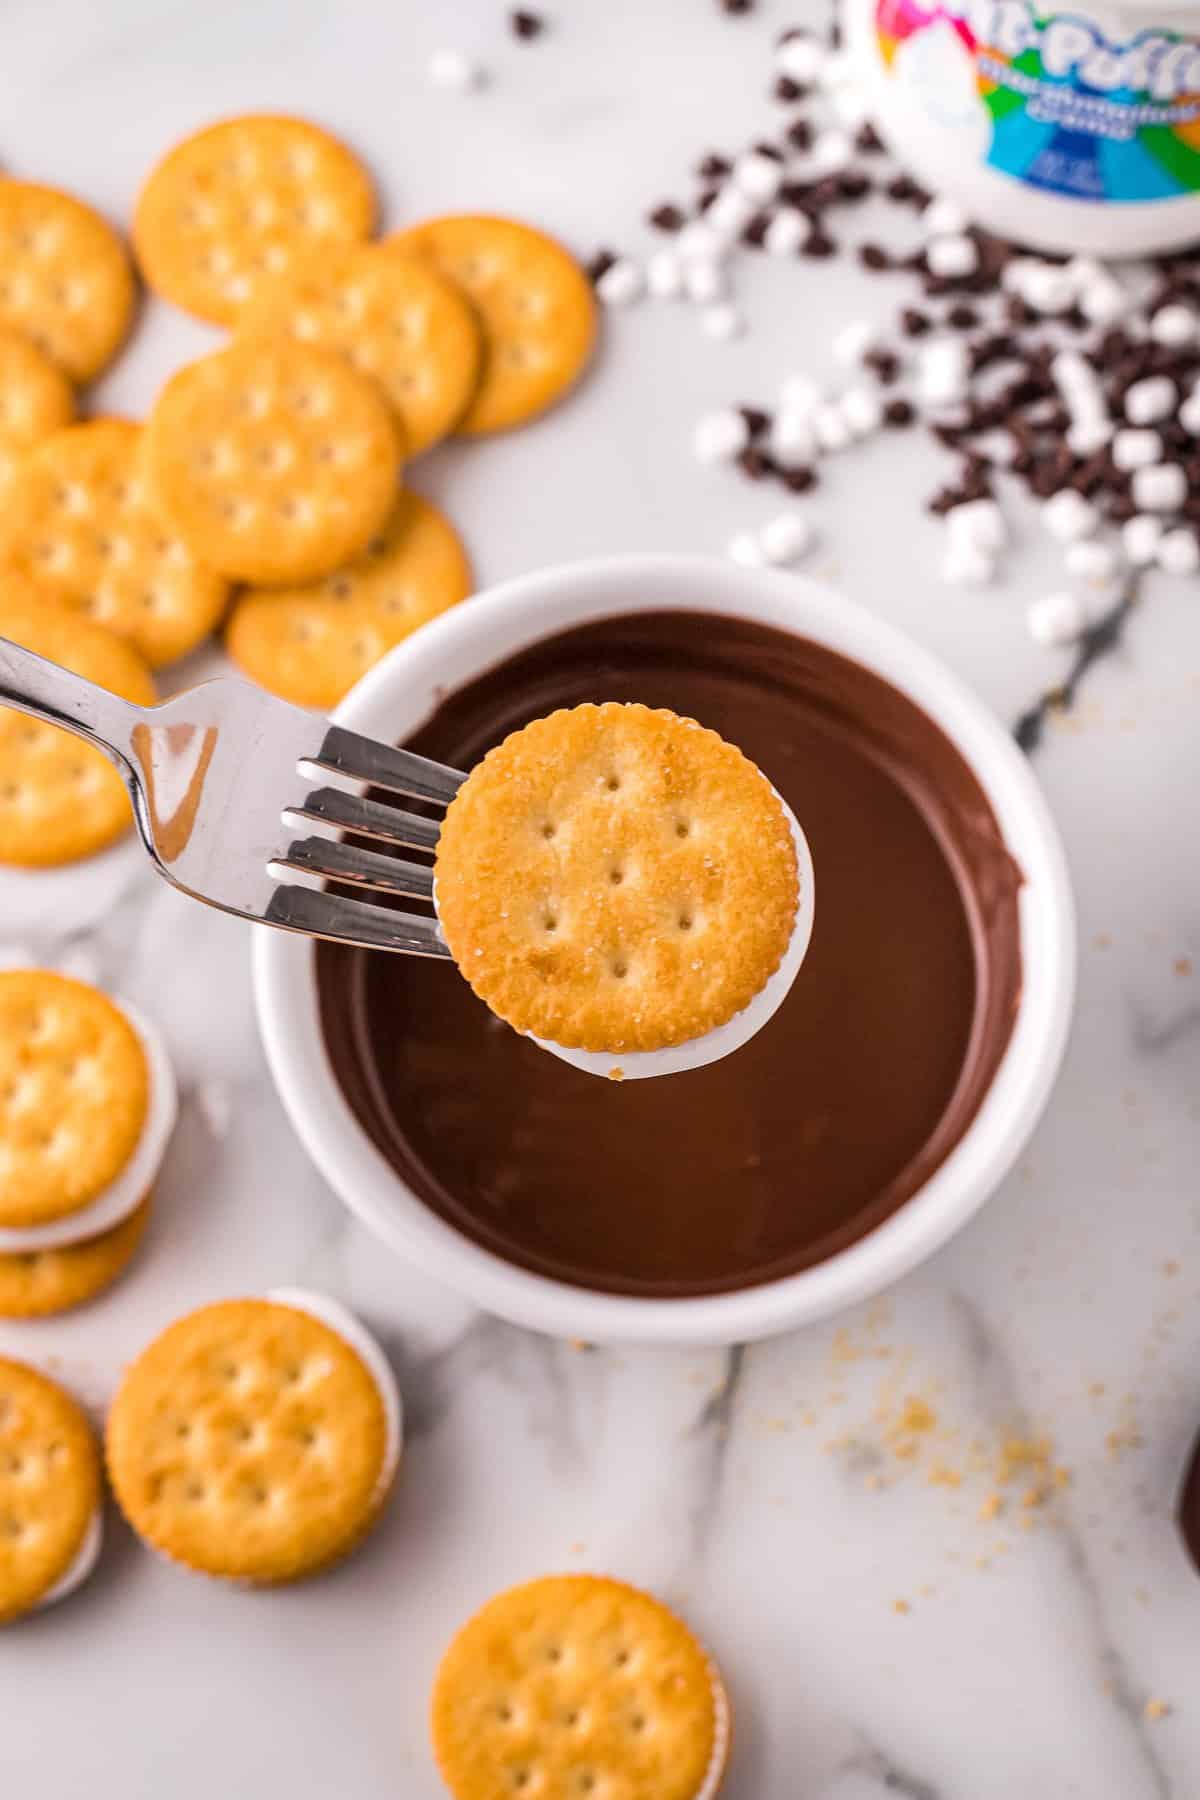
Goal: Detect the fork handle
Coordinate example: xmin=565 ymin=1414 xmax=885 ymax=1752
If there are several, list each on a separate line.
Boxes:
xmin=0 ymin=635 xmax=141 ymax=762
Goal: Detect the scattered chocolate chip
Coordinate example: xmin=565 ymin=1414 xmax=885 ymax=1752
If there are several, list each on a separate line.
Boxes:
xmin=737 ymin=447 xmax=773 ymax=479
xmin=775 ymin=25 xmax=805 ymax=44
xmin=901 ymin=308 xmax=931 ymax=338
xmin=696 ymin=187 xmax=721 ymax=214
xmin=884 ymin=399 xmax=916 ymax=428
xmin=838 ymin=171 xmax=871 ymax=202
xmin=864 ymin=348 xmax=901 ymax=384
xmin=782 ymin=465 xmax=817 ymax=492
xmin=785 ymin=118 xmax=814 ymax=153
xmin=696 ymin=153 xmax=731 ymax=181
xmin=584 ymin=249 xmax=617 ymax=285
xmin=804 ymin=230 xmax=837 ymax=259
xmin=510 ymin=9 xmax=545 ymax=37
xmin=858 ymin=243 xmax=892 ymax=272
xmin=719 ymin=0 xmax=754 ymax=13
xmin=753 ymin=140 xmax=786 ymax=161
xmin=742 ymin=213 xmax=771 ymax=248
xmin=927 ymin=487 xmax=962 ymax=515
xmin=886 ymin=173 xmax=924 ymax=206
xmin=739 ymin=406 xmax=770 ymax=439
xmin=1005 ymin=296 xmax=1035 ymax=328
xmin=648 ymin=204 xmax=686 ymax=233
xmin=855 ymin=123 xmax=885 ymax=154
xmin=773 ymin=76 xmax=806 ymax=102
xmin=946 ymin=303 xmax=980 ymax=331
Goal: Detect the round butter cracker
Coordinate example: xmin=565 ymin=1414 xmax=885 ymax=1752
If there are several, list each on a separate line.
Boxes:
xmin=432 ymin=1574 xmax=730 ymax=1800
xmin=0 ymin=1191 xmax=151 ymax=1318
xmin=0 ymin=1358 xmax=101 ymax=1624
xmin=0 ymin=179 xmax=135 ymax=383
xmin=390 ymin=215 xmax=596 ymax=435
xmin=106 ymin=1297 xmax=394 ymax=1585
xmin=226 ymin=490 xmax=471 ymax=708
xmin=0 ymin=327 xmax=74 ymax=505
xmin=133 ymin=114 xmax=376 ymax=325
xmin=145 ymin=340 xmax=402 ymax=585
xmin=0 ymin=582 xmax=156 ymax=866
xmin=237 ymin=244 xmax=482 ymax=456
xmin=434 ymin=702 xmax=800 ymax=1053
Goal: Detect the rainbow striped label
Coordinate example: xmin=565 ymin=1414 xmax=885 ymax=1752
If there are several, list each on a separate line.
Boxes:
xmin=876 ymin=2 xmax=1200 ymax=201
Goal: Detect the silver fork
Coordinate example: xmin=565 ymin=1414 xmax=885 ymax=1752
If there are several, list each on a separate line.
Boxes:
xmin=0 ymin=636 xmax=463 ymax=957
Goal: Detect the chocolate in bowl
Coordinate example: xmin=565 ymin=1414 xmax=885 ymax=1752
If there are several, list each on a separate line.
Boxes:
xmin=316 ymin=609 xmax=1024 ymax=1300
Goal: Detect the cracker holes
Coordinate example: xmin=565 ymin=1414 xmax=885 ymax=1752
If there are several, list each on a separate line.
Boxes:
xmin=610 ymin=960 xmax=628 ymax=980
xmin=541 ymin=822 xmax=556 ymax=841
xmin=608 ymin=866 xmax=623 ymax=886
xmin=674 ymin=818 xmax=692 ymax=839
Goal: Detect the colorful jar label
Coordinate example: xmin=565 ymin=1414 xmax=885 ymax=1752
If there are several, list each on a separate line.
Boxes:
xmin=876 ymin=2 xmax=1200 ymax=201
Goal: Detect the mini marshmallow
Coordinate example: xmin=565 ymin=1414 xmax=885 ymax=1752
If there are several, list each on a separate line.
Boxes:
xmin=922 ymin=197 xmax=969 ymax=237
xmin=692 ymin=408 xmax=750 ymax=464
xmin=769 ymin=410 xmax=816 ymax=465
xmin=813 ymin=402 xmax=852 ymax=452
xmin=779 ymin=374 xmax=822 ymax=417
xmin=677 ymin=223 xmax=730 ymax=265
xmin=596 ymin=259 xmax=643 ymax=306
xmin=1122 ymin=513 xmax=1164 ymax=565
xmin=1151 ymin=304 xmax=1196 ymax=348
xmin=1157 ymin=526 xmax=1200 ymax=574
xmin=728 ymin=531 xmax=766 ymax=567
xmin=1065 ymin=539 xmax=1120 ymax=582
xmin=428 ymin=48 xmax=485 ymax=90
xmin=646 ymin=250 xmax=684 ymax=300
xmin=916 ymin=338 xmax=968 ymax=408
xmin=832 ymin=319 xmax=877 ymax=366
xmin=733 ymin=152 xmax=783 ymax=204
xmin=1179 ymin=393 xmax=1200 ymax=437
xmin=706 ymin=184 xmax=758 ymax=240
xmin=1079 ymin=275 xmax=1128 ymax=326
xmin=839 ymin=384 xmax=882 ymax=437
xmin=1019 ymin=263 xmax=1077 ymax=315
xmin=1124 ymin=376 xmax=1177 ymax=426
xmin=1051 ymin=350 xmax=1096 ymax=398
xmin=760 ymin=512 xmax=814 ymax=565
xmin=764 ymin=209 xmax=811 ymax=257
xmin=701 ymin=303 xmax=744 ymax=341
xmin=947 ymin=498 xmax=1007 ymax=555
xmin=830 ymin=85 xmax=871 ymax=129
xmin=684 ymin=258 xmax=728 ymax=305
xmin=821 ymin=50 xmax=857 ymax=88
xmin=1132 ymin=461 xmax=1186 ymax=512
xmin=775 ymin=33 xmax=824 ymax=83
xmin=1112 ymin=428 xmax=1161 ymax=471
xmin=1042 ymin=488 xmax=1098 ymax=542
xmin=926 ymin=235 xmax=978 ymax=279
xmin=942 ymin=541 xmax=996 ymax=587
xmin=1066 ymin=419 xmax=1113 ymax=457
xmin=810 ymin=130 xmax=852 ymax=175
xmin=1027 ymin=590 xmax=1087 ymax=646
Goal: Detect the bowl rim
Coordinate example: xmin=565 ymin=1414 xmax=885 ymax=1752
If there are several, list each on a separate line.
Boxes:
xmin=253 ymin=552 xmax=1076 ymax=1345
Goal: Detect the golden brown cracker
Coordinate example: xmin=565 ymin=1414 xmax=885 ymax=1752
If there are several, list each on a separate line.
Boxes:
xmin=226 ymin=490 xmax=471 ymax=708
xmin=0 ymin=179 xmax=135 ymax=383
xmin=0 ymin=326 xmax=75 ymax=504
xmin=431 ymin=1575 xmax=729 ymax=1800
xmin=0 ymin=1358 xmax=101 ymax=1624
xmin=144 ymin=340 xmax=402 ymax=585
xmin=133 ymin=114 xmax=376 ymax=325
xmin=237 ymin=244 xmax=482 ymax=456
xmin=389 ymin=215 xmax=596 ymax=435
xmin=106 ymin=1298 xmax=392 ymax=1585
xmin=0 ymin=582 xmax=156 ymax=866
xmin=434 ymin=703 xmax=799 ymax=1052
xmin=0 ymin=970 xmax=149 ymax=1229
xmin=0 ymin=1191 xmax=151 ymax=1318
xmin=0 ymin=419 xmax=229 ymax=667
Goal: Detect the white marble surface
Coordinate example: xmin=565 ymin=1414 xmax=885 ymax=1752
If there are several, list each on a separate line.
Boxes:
xmin=3 ymin=1 xmax=1200 ymax=1794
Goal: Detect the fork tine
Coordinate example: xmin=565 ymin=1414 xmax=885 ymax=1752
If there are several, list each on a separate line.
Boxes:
xmin=308 ymin=723 xmax=465 ymax=806
xmin=288 ymin=785 xmax=442 ymax=851
xmin=274 ymin=835 xmax=435 ymax=900
xmin=265 ymin=883 xmax=452 ymax=957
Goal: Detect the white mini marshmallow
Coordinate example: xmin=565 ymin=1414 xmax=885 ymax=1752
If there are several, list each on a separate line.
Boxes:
xmin=1042 ymin=488 xmax=1098 ymax=542
xmin=775 ymin=33 xmax=824 ymax=83
xmin=428 ymin=48 xmax=484 ymax=90
xmin=839 ymin=384 xmax=882 ymax=438
xmin=1179 ymin=393 xmax=1200 ymax=437
xmin=947 ymin=498 xmax=1007 ymax=555
xmin=810 ymin=130 xmax=852 ymax=174
xmin=926 ymin=235 xmax=978 ymax=279
xmin=821 ymin=50 xmax=857 ymax=88
xmin=1111 ymin=428 xmax=1162 ymax=471
xmin=1079 ymin=274 xmax=1128 ymax=325
xmin=1124 ymin=375 xmax=1177 ymax=425
xmin=596 ymin=259 xmax=643 ymax=307
xmin=1157 ymin=525 xmax=1200 ymax=574
xmin=1122 ymin=513 xmax=1164 ymax=565
xmin=1132 ymin=461 xmax=1186 ymax=511
xmin=922 ymin=196 xmax=969 ymax=237
xmin=1065 ymin=539 xmax=1120 ymax=582
xmin=832 ymin=319 xmax=877 ymax=366
xmin=1020 ymin=262 xmax=1077 ymax=315
xmin=1067 ymin=419 xmax=1113 ymax=457
xmin=759 ymin=512 xmax=813 ymax=565
xmin=706 ymin=183 xmax=758 ymax=239
xmin=916 ymin=338 xmax=968 ymax=408
xmin=646 ymin=250 xmax=684 ymax=300
xmin=733 ymin=152 xmax=783 ymax=204
xmin=1027 ymin=590 xmax=1087 ymax=646
xmin=813 ymin=402 xmax=852 ymax=452
xmin=684 ymin=258 xmax=728 ymax=305
xmin=942 ymin=541 xmax=996 ymax=587
xmin=1051 ymin=350 xmax=1096 ymax=398
xmin=701 ymin=303 xmax=744 ymax=341
xmin=692 ymin=408 xmax=750 ymax=464
xmin=769 ymin=410 xmax=816 ymax=465
xmin=764 ymin=209 xmax=811 ymax=257
xmin=830 ymin=84 xmax=870 ymax=128
xmin=728 ymin=530 xmax=767 ymax=567
xmin=779 ymin=374 xmax=822 ymax=417
xmin=677 ymin=222 xmax=730 ymax=264
xmin=1151 ymin=304 xmax=1196 ymax=348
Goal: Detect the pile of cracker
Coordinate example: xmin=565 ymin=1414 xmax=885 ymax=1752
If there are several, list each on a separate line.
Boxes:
xmin=0 ymin=114 xmax=597 ymax=869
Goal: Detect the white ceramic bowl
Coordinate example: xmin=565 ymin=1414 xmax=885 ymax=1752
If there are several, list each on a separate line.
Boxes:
xmin=254 ymin=554 xmax=1076 ymax=1346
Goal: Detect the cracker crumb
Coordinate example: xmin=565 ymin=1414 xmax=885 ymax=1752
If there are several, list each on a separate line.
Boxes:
xmin=1144 ymin=1698 xmax=1170 ymax=1721
xmin=978 ymin=1493 xmax=1002 ymax=1522
xmin=892 ymin=1598 xmax=910 ymax=1615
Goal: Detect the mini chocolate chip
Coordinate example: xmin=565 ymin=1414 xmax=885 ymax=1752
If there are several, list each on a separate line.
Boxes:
xmin=741 ymin=212 xmax=771 ymax=248
xmin=585 ymin=249 xmax=618 ymax=285
xmin=858 ymin=243 xmax=891 ymax=272
xmin=774 ymin=76 xmax=806 ymax=102
xmin=775 ymin=25 xmax=805 ymax=44
xmin=855 ymin=122 xmax=885 ymax=154
xmin=720 ymin=0 xmax=753 ymax=13
xmin=782 ymin=465 xmax=817 ymax=492
xmin=739 ymin=406 xmax=770 ymax=438
xmin=927 ymin=487 xmax=962 ymax=515
xmin=1005 ymin=296 xmax=1034 ymax=327
xmin=946 ymin=303 xmax=979 ymax=331
xmin=696 ymin=153 xmax=731 ymax=181
xmin=785 ymin=118 xmax=814 ymax=153
xmin=887 ymin=174 xmax=920 ymax=204
xmin=803 ymin=230 xmax=837 ymax=258
xmin=864 ymin=348 xmax=900 ymax=384
xmin=737 ymin=447 xmax=773 ymax=479
xmin=838 ymin=171 xmax=870 ymax=201
xmin=900 ymin=308 xmax=931 ymax=338
xmin=648 ymin=204 xmax=685 ymax=233
xmin=510 ymin=9 xmax=545 ymax=37
xmin=884 ymin=398 xmax=915 ymax=428
xmin=753 ymin=140 xmax=785 ymax=161
xmin=696 ymin=186 xmax=720 ymax=214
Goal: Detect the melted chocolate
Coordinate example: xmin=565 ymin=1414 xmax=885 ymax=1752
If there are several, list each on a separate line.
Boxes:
xmin=317 ymin=612 xmax=1023 ymax=1298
